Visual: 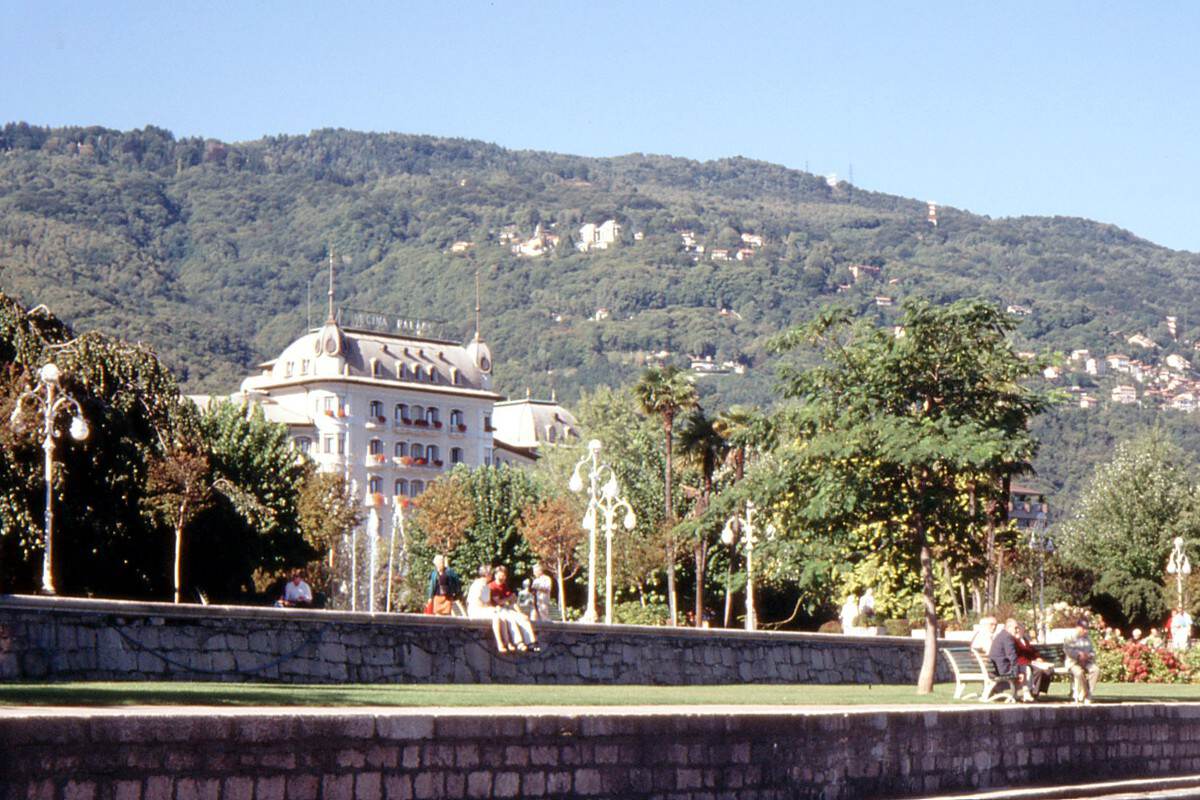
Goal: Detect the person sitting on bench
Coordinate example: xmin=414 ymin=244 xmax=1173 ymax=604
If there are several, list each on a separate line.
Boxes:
xmin=988 ymin=616 xmax=1021 ymax=699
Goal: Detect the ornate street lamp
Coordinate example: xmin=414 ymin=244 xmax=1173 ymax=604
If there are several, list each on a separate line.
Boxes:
xmin=1028 ymin=513 xmax=1053 ymax=642
xmin=721 ymin=501 xmax=775 ymax=631
xmin=569 ymin=439 xmax=620 ymax=623
xmin=584 ymin=473 xmax=636 ymax=625
xmin=1168 ymin=536 xmax=1191 ymax=611
xmin=9 ymin=363 xmax=90 ymax=595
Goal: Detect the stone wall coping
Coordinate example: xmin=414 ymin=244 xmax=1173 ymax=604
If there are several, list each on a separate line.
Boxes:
xmin=0 ymin=593 xmax=953 ymax=649
xmin=4 ymin=701 xmax=1200 ymax=722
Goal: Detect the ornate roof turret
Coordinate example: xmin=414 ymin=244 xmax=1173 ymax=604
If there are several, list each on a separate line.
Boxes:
xmin=315 ymin=247 xmax=345 ymax=359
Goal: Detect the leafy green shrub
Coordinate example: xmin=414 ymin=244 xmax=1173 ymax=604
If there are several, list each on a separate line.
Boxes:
xmin=611 ymin=601 xmax=673 ymax=626
xmin=883 ymin=620 xmax=913 ymax=637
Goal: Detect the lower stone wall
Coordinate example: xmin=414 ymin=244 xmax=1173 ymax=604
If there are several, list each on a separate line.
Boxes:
xmin=0 ymin=595 xmax=951 ymax=685
xmin=2 ymin=704 xmax=1198 ymax=799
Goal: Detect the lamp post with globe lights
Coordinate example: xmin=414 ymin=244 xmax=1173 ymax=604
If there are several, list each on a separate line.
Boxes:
xmin=1168 ymin=536 xmax=1192 ymax=612
xmin=569 ymin=439 xmax=619 ymax=623
xmin=1028 ymin=513 xmax=1053 ymax=642
xmin=585 ymin=473 xmax=636 ymax=625
xmin=721 ymin=501 xmax=775 ymax=631
xmin=9 ymin=363 xmax=90 ymax=595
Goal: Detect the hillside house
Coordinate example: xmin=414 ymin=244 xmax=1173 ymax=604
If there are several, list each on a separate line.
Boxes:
xmin=593 ymin=308 xmax=611 ymax=321
xmin=735 ymin=248 xmax=755 ymax=261
xmin=740 ymin=233 xmax=764 ymax=248
xmin=1006 ymin=305 xmax=1032 ymax=317
xmin=577 ymin=220 xmax=621 ymax=252
xmin=1079 ymin=393 xmax=1099 ymax=410
xmin=1172 ymin=393 xmax=1197 ymax=413
xmin=1111 ymin=385 xmax=1138 ymax=405
xmin=710 ymin=249 xmax=731 ymax=262
xmin=513 ymin=226 xmax=559 ymax=257
xmin=1069 ymin=349 xmax=1090 ymax=363
xmin=1167 ymin=353 xmax=1193 ymax=372
xmin=849 ymin=264 xmax=881 ymax=283
xmin=1105 ymin=354 xmax=1130 ymax=372
xmin=1085 ymin=357 xmax=1105 ymax=376
xmin=1128 ymin=334 xmax=1158 ymax=350
xmin=875 ymin=296 xmax=893 ymax=307
xmin=450 ymin=241 xmax=473 ymax=254
xmin=1043 ymin=366 xmax=1061 ymax=380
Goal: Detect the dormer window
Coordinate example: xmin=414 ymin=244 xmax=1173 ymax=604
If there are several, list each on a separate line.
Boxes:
xmin=284 ymin=362 xmax=294 ymax=378
xmin=451 ymin=367 xmax=460 ymax=385
xmin=370 ymin=358 xmax=382 ymax=378
xmin=429 ymin=367 xmax=439 ymax=383
xmin=397 ymin=362 xmax=406 ymax=380
xmin=301 ymin=359 xmax=310 ymax=375
xmin=414 ymin=365 xmax=424 ymax=381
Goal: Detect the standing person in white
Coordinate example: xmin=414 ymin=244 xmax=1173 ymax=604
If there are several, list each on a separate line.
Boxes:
xmin=531 ymin=563 xmax=554 ymax=621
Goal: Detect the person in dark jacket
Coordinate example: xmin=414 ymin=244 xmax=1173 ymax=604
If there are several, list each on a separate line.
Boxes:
xmin=426 ymin=555 xmax=462 ymax=615
xmin=989 ymin=617 xmax=1020 ymax=677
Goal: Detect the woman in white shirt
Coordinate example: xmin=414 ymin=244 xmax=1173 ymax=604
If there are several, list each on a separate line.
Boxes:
xmin=466 ymin=565 xmax=514 ymax=653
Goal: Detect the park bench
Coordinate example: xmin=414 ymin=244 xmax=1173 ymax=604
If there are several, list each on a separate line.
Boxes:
xmin=941 ymin=646 xmax=1019 ymax=702
xmin=941 ymin=646 xmax=988 ymax=700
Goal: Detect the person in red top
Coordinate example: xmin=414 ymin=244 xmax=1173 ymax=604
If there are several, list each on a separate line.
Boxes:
xmin=489 ymin=566 xmax=539 ymax=652
xmin=1010 ymin=620 xmax=1053 ymax=701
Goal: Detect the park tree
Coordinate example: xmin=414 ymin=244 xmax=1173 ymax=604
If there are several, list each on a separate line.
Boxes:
xmin=519 ymin=495 xmax=584 ymax=619
xmin=768 ymin=299 xmax=1044 ymax=693
xmin=676 ymin=409 xmax=726 ymax=626
xmin=296 ymin=470 xmax=362 ymax=597
xmin=142 ymin=447 xmax=213 ymax=604
xmin=1057 ymin=430 xmax=1200 ymax=628
xmin=635 ymin=364 xmax=698 ymax=625
xmin=414 ymin=472 xmax=476 ymax=556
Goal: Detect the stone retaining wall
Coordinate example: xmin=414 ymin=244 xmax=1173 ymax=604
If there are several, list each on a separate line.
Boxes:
xmin=0 ymin=596 xmax=951 ymax=685
xmin=2 ymin=704 xmax=1198 ymax=799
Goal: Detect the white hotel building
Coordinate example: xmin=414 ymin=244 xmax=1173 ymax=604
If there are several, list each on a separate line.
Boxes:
xmin=224 ymin=306 xmax=502 ymax=521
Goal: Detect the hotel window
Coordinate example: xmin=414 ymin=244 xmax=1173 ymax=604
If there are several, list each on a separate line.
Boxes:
xmin=395 ymin=442 xmax=407 ymax=457
xmin=429 ymin=367 xmax=439 ymax=383
xmin=451 ymin=367 xmax=460 ymax=385
xmin=284 ymin=361 xmax=294 ymax=378
xmin=483 ymin=413 xmax=493 ymax=432
xmin=369 ymin=438 xmax=383 ymax=455
xmin=395 ymin=403 xmax=409 ymax=423
xmin=426 ymin=407 xmax=439 ymax=424
xmin=394 ymin=479 xmax=408 ymax=496
xmin=300 ymin=359 xmax=310 ymax=375
xmin=450 ymin=447 xmax=464 ymax=464
xmin=412 ymin=404 xmax=425 ymax=421
xmin=427 ymin=445 xmax=440 ymax=462
xmin=411 ymin=480 xmax=425 ymax=496
xmin=368 ymin=476 xmax=382 ymax=494
xmin=449 ymin=409 xmax=464 ymax=427
xmin=414 ymin=365 xmax=424 ymax=381
xmin=295 ymin=437 xmax=312 ymax=454
xmin=371 ymin=359 xmax=383 ymax=378
xmin=369 ymin=400 xmax=384 ymax=418
xmin=337 ymin=434 xmax=346 ymax=455
xmin=322 ymin=435 xmax=335 ymax=454
xmin=411 ymin=443 xmax=425 ymax=460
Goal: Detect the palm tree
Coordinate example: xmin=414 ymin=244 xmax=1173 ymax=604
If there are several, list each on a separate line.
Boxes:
xmin=677 ymin=409 xmax=728 ymax=627
xmin=713 ymin=405 xmax=769 ymax=626
xmin=635 ymin=364 xmax=698 ymax=625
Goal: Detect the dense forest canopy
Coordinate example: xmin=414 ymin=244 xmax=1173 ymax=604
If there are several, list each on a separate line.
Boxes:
xmin=3 ymin=122 xmax=1199 ymax=512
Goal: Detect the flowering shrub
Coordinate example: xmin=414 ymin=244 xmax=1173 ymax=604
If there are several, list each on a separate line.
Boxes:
xmin=1096 ymin=638 xmax=1195 ymax=683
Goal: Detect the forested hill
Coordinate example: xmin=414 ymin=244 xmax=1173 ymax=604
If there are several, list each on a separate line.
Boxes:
xmin=3 ymin=123 xmax=1200 ymax=507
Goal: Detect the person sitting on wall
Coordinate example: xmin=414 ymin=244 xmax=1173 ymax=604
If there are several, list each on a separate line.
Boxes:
xmin=1063 ymin=618 xmax=1100 ymax=704
xmin=970 ymin=615 xmax=997 ymax=656
xmin=489 ymin=565 xmax=539 ymax=652
xmin=426 ymin=554 xmax=463 ymax=616
xmin=466 ymin=564 xmax=515 ymax=653
xmin=276 ymin=569 xmax=313 ymax=608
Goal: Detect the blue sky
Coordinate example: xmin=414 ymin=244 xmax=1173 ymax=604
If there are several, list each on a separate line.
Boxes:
xmin=4 ymin=1 xmax=1199 ymax=250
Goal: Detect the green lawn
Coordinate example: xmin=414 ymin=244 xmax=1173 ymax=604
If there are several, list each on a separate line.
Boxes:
xmin=3 ymin=681 xmax=1200 ymax=708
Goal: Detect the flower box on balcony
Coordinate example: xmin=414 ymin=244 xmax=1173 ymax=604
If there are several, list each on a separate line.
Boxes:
xmin=369 ymin=492 xmax=384 ymax=507
xmin=399 ymin=456 xmax=414 ymax=466
xmin=433 ymin=459 xmax=444 ymax=467
xmin=415 ymin=458 xmax=427 ymax=466
xmin=337 ymin=408 xmax=349 ymax=418
xmin=433 ymin=421 xmax=443 ymax=429
xmin=457 ymin=424 xmax=467 ymax=433
xmin=400 ymin=417 xmax=412 ymax=425
xmin=414 ymin=419 xmax=429 ymax=427
xmin=324 ymin=409 xmax=336 ymax=417
xmin=374 ymin=415 xmax=386 ymax=425
xmin=370 ymin=454 xmax=387 ymax=464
